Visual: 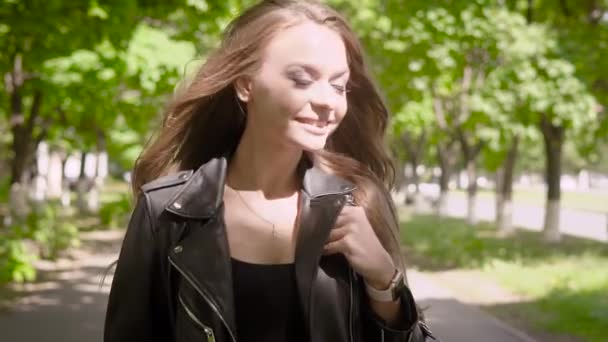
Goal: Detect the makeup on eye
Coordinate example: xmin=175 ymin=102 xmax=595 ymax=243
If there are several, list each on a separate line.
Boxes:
xmin=285 ymin=71 xmax=349 ymax=95
xmin=332 ymin=84 xmax=348 ymax=94
xmin=285 ymin=65 xmax=350 ymax=89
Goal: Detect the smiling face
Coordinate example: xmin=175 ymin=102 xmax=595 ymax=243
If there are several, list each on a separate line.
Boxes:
xmin=236 ymin=20 xmax=350 ymax=151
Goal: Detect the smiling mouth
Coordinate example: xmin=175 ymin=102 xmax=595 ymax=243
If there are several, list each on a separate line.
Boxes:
xmin=294 ymin=118 xmax=330 ymax=127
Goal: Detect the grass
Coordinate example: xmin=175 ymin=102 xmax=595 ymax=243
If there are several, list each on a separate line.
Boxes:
xmin=67 ymin=179 xmax=131 ymax=205
xmin=451 ymin=188 xmax=608 ymax=214
xmin=400 ymin=213 xmax=608 ymax=342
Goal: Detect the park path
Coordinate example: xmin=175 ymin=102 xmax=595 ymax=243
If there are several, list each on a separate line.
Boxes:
xmin=411 ymin=191 xmax=608 ymax=242
xmin=0 ymin=230 xmax=118 ymax=342
xmin=0 ymin=229 xmax=538 ymax=342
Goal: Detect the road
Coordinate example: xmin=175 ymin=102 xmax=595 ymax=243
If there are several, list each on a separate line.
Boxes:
xmin=405 ymin=190 xmax=608 ymax=242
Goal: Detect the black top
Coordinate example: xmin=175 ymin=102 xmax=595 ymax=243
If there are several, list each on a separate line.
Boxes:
xmin=231 ymin=257 xmax=307 ymax=342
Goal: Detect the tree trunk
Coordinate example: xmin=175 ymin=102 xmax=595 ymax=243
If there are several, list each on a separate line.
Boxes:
xmin=95 ymin=128 xmax=108 ymax=184
xmin=31 ymin=142 xmax=49 ymax=205
xmin=393 ymin=157 xmax=407 ymax=205
xmin=407 ymin=158 xmax=420 ymax=206
xmin=60 ymin=157 xmax=72 ymax=208
xmin=9 ymin=54 xmax=27 ymax=186
xmin=85 ymin=129 xmax=107 ymax=214
xmin=465 ymin=158 xmax=478 ymax=225
xmin=541 ymin=116 xmax=564 ymax=242
xmin=7 ymin=54 xmax=39 ymax=219
xmin=458 ymin=130 xmax=482 ymax=226
xmin=497 ymin=136 xmax=519 ymax=236
xmin=587 ymin=0 xmax=603 ymax=25
xmin=47 ymin=149 xmax=64 ymax=199
xmin=436 ymin=142 xmax=456 ymax=217
xmin=402 ymin=131 xmax=426 ymax=206
xmin=526 ymin=0 xmax=534 ymax=23
xmin=495 ymin=167 xmax=504 ymax=223
xmin=77 ymin=151 xmax=89 ymax=213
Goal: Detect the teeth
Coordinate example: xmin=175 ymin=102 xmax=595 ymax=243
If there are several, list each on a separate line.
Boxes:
xmin=297 ymin=118 xmax=327 ymax=127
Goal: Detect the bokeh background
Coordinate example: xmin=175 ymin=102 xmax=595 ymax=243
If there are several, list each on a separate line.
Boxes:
xmin=0 ymin=1 xmax=606 ymax=341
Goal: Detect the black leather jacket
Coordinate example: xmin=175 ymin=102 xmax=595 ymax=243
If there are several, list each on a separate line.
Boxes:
xmin=104 ymin=157 xmax=436 ymax=342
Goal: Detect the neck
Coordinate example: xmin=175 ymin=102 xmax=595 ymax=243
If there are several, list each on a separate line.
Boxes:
xmin=227 ymin=127 xmax=304 ymax=199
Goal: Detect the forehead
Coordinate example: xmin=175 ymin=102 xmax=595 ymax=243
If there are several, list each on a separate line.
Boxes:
xmin=261 ymin=21 xmax=349 ymax=73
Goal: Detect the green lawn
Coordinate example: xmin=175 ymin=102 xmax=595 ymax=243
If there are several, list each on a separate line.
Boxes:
xmin=451 ymin=188 xmax=608 ymax=214
xmin=400 ymin=213 xmax=608 ymax=342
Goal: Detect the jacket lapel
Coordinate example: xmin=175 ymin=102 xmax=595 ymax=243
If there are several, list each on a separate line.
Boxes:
xmin=295 ymin=162 xmax=356 ymax=331
xmin=165 ymin=157 xmax=238 ymax=339
xmin=164 ymin=155 xmax=356 ymax=339
xmin=168 ymin=205 xmax=237 ymax=341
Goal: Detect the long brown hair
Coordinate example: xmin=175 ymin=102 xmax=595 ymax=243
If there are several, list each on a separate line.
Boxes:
xmin=133 ymin=0 xmax=409 ymax=284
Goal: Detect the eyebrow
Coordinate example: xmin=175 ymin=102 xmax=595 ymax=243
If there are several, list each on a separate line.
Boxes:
xmin=286 ymin=63 xmax=350 ymax=79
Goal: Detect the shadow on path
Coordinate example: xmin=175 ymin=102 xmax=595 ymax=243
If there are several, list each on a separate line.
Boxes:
xmin=0 ymin=230 xmax=123 ymax=342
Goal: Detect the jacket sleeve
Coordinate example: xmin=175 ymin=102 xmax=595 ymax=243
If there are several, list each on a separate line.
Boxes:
xmin=104 ymin=194 xmax=172 ymax=342
xmin=360 ymin=277 xmax=438 ymax=342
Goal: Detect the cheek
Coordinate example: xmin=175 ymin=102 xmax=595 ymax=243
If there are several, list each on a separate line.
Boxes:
xmin=335 ymin=99 xmax=349 ymax=123
xmin=251 ymin=80 xmax=307 ymax=119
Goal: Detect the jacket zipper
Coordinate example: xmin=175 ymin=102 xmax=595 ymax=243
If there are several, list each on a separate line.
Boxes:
xmin=169 ymin=256 xmax=237 ymax=342
xmin=178 ymin=294 xmax=216 ymax=342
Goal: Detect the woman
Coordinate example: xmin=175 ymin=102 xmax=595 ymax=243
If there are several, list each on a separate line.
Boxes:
xmin=104 ymin=0 xmax=436 ymax=341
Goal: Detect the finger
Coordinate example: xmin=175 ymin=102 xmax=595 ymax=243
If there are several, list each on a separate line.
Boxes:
xmin=323 ymin=239 xmax=347 ymax=256
xmin=335 ymin=207 xmax=356 ymax=226
xmin=327 ymin=226 xmax=349 ymax=242
xmin=336 ymin=209 xmax=367 ymax=231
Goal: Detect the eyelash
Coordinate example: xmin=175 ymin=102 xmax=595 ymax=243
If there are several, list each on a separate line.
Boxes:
xmin=293 ymin=78 xmax=313 ymax=87
xmin=292 ymin=77 xmax=349 ymax=94
xmin=332 ymin=84 xmax=348 ymax=94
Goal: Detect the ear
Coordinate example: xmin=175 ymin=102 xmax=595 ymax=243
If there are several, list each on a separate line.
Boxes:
xmin=234 ymin=76 xmax=253 ymax=103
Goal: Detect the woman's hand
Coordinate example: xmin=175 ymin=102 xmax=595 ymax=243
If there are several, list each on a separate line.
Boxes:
xmin=323 ymin=205 xmax=396 ymax=290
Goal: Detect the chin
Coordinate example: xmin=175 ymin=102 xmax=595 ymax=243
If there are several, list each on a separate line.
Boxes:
xmin=288 ymin=134 xmax=330 ymax=152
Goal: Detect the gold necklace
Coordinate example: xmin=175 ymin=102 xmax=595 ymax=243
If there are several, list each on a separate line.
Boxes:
xmin=229 ymin=186 xmax=282 ymax=238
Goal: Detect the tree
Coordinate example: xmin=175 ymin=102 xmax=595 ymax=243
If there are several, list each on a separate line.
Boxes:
xmin=514 ymin=0 xmax=605 ymax=241
xmin=1 ymin=0 xmax=248 ymax=216
xmin=365 ymin=1 xmax=536 ymax=224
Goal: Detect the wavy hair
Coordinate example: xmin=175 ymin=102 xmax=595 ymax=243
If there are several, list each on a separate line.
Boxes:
xmin=132 ymin=0 xmax=410 ymax=286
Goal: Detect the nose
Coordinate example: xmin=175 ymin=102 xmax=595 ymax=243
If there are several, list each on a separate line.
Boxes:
xmin=310 ymin=83 xmax=337 ymax=112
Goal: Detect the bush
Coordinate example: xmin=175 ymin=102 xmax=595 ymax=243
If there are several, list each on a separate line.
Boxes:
xmin=26 ymin=202 xmax=80 ymax=260
xmin=0 ymin=202 xmax=81 ymax=284
xmin=99 ymin=192 xmax=132 ymax=229
xmin=0 ymin=236 xmax=37 ymax=283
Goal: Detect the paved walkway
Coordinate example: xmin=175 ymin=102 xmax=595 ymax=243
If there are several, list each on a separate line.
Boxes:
xmin=444 ymin=192 xmax=608 ymax=242
xmin=400 ymin=190 xmax=608 ymax=242
xmin=0 ymin=230 xmax=118 ymax=342
xmin=0 ymin=230 xmax=537 ymax=342
xmin=408 ymin=270 xmax=537 ymax=342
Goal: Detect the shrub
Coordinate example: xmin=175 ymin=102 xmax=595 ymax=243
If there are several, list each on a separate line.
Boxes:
xmin=0 ymin=236 xmax=37 ymax=283
xmin=99 ymin=192 xmax=131 ymax=229
xmin=27 ymin=202 xmax=80 ymax=260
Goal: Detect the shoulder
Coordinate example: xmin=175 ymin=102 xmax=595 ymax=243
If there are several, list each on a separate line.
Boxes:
xmin=139 ymin=170 xmax=194 ymax=218
xmin=141 ymin=170 xmax=193 ymax=193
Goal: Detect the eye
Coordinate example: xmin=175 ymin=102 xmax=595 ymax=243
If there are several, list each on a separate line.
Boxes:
xmin=286 ymin=70 xmax=313 ymax=88
xmin=332 ymin=84 xmax=349 ymax=95
xmin=292 ymin=77 xmax=313 ymax=88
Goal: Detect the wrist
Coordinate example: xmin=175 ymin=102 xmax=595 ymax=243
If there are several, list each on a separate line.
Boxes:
xmin=364 ymin=267 xmax=405 ymax=302
xmin=365 ymin=256 xmax=397 ymax=289
xmin=365 ymin=267 xmax=397 ymax=290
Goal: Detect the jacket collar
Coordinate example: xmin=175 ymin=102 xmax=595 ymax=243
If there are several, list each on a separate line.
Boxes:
xmin=165 ymin=155 xmax=356 ymax=219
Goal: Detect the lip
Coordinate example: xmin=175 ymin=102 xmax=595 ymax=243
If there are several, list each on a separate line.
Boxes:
xmin=294 ymin=118 xmax=332 ymax=135
xmin=294 ymin=117 xmax=333 ymax=126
